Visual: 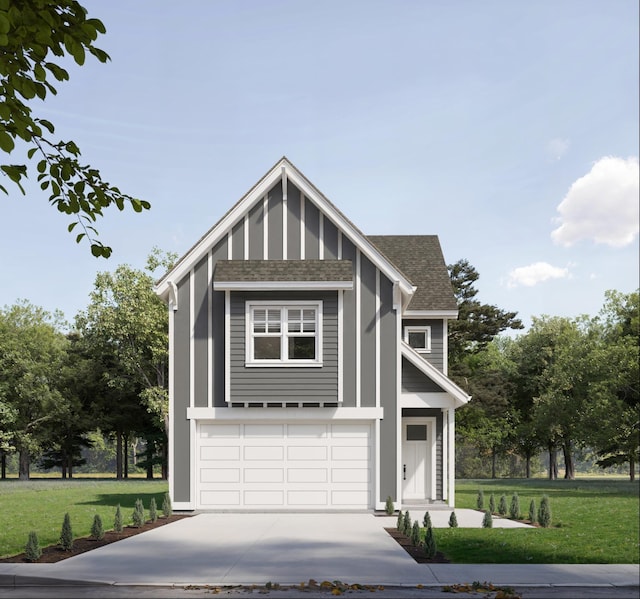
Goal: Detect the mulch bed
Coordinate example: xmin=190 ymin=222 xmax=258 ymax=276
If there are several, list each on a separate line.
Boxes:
xmin=384 ymin=528 xmax=450 ymax=563
xmin=0 ymin=514 xmax=190 ymax=564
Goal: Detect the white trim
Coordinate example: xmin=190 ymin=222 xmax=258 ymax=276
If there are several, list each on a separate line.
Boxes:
xmin=375 ymin=269 xmax=380 ymax=409
xmin=187 ymin=407 xmax=384 ymax=420
xmin=394 ymin=284 xmax=402 ymax=508
xmin=337 ymin=230 xmax=342 ymax=260
xmin=338 ymin=290 xmax=344 ymax=403
xmin=207 ymin=251 xmax=213 ymax=408
xmin=403 ymin=310 xmax=459 ymax=319
xmin=400 ymin=392 xmax=458 ymax=409
xmin=402 ymin=417 xmax=437 ymax=502
xmin=189 ymin=269 xmax=195 ymax=409
xmin=404 ymin=325 xmax=432 ymax=353
xmin=167 ymin=302 xmax=175 ymax=507
xmin=263 ymin=194 xmax=269 ymax=259
xmin=448 ymin=407 xmax=455 ymax=507
xmin=214 ymin=280 xmax=353 ymax=291
xmin=442 ymin=408 xmax=448 ymax=502
xmin=443 ymin=319 xmax=449 ymax=376
xmin=319 ymin=213 xmax=324 ymax=259
xmin=224 ymin=290 xmax=231 ymax=404
xmin=282 ymin=165 xmax=288 ymax=260
xmin=190 ymin=418 xmax=196 ymax=507
xmin=168 ymin=281 xmax=178 ymax=311
xmin=243 ymin=214 xmax=249 ymax=260
xmin=375 ymin=418 xmax=381 ymax=510
xmin=171 ymin=501 xmax=195 ymax=511
xmin=355 ymin=249 xmax=361 ymax=408
xmin=227 ymin=232 xmax=232 ymax=260
xmin=300 ymin=194 xmax=305 ymax=260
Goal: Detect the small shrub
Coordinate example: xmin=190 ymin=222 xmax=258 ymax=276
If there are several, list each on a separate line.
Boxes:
xmin=149 ymin=497 xmax=158 ymax=523
xmin=476 ymin=489 xmax=484 ymax=510
xmin=162 ymin=492 xmax=172 ymax=518
xmin=448 ymin=511 xmax=458 ymax=528
xmin=114 ymin=504 xmax=123 ymax=533
xmin=59 ymin=512 xmax=73 ymax=551
xmin=91 ymin=514 xmax=104 ymax=540
xmin=411 ymin=520 xmax=421 ymax=546
xmin=132 ymin=498 xmax=145 ymax=528
xmin=24 ymin=531 xmax=42 ymax=562
xmin=403 ymin=511 xmax=412 ymax=537
xmin=509 ymin=494 xmax=521 ymax=520
xmin=528 ymin=499 xmax=536 ymax=524
xmin=498 ymin=494 xmax=508 ymax=516
xmin=489 ymin=493 xmax=496 ymax=514
xmin=385 ymin=496 xmax=395 ymax=515
xmin=423 ymin=511 xmax=432 ymax=529
xmin=538 ymin=495 xmax=552 ymax=528
xmin=482 ymin=510 xmax=493 ymax=528
xmin=396 ymin=510 xmax=404 ymax=531
xmin=423 ymin=526 xmax=436 ymax=558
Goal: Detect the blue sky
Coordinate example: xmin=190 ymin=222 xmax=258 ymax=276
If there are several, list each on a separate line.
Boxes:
xmin=1 ymin=0 xmax=638 ymax=331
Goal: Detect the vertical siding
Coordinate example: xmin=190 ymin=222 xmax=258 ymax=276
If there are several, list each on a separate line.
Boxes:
xmin=286 ymin=181 xmax=301 ymax=259
xmin=193 ymin=256 xmax=209 ymax=408
xmin=247 ymin=203 xmax=263 ymax=260
xmin=211 ymin=239 xmax=227 ymax=407
xmin=324 ymin=219 xmax=339 ymax=259
xmin=267 ymin=181 xmax=283 ymax=259
xmin=360 ymin=255 xmax=377 ymax=408
xmin=340 ymin=237 xmax=357 ymax=407
xmin=304 ymin=197 xmax=320 ymax=259
xmin=232 ymin=219 xmax=244 ymax=260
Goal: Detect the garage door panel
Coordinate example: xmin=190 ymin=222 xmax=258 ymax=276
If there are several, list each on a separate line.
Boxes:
xmin=288 ymin=468 xmax=328 ymax=483
xmin=244 ymin=446 xmax=284 ymax=460
xmin=244 ymin=468 xmax=284 ymax=483
xmin=201 ymin=490 xmax=240 ymax=505
xmin=288 ymin=490 xmax=328 ymax=505
xmin=244 ymin=424 xmax=284 ymax=437
xmin=244 ymin=490 xmax=284 ymax=505
xmin=201 ymin=446 xmax=240 ymax=461
xmin=331 ymin=445 xmax=369 ymax=460
xmin=287 ymin=445 xmax=328 ymax=460
xmin=287 ymin=424 xmax=328 ymax=438
xmin=200 ymin=424 xmax=240 ymax=438
xmin=200 ymin=468 xmax=241 ymax=483
xmin=331 ymin=468 xmax=370 ymax=483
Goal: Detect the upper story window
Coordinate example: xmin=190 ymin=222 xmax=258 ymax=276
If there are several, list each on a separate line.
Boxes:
xmin=246 ymin=301 xmax=322 ymax=366
xmin=404 ymin=326 xmax=431 ymax=353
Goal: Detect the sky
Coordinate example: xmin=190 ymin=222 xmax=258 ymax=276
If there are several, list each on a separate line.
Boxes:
xmin=0 ymin=0 xmax=638 ymax=332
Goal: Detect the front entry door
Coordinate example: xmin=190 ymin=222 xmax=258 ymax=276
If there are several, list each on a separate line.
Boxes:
xmin=402 ymin=420 xmax=431 ymax=501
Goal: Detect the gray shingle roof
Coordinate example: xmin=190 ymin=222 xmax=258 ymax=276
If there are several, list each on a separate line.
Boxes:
xmin=367 ymin=236 xmax=458 ymax=312
xmin=215 ymin=260 xmax=353 ymax=283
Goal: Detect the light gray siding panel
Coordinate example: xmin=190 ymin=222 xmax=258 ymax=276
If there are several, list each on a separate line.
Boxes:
xmin=403 ymin=408 xmax=443 ymax=500
xmin=304 ymin=198 xmax=320 ymax=259
xmin=340 ymin=238 xmax=357 ymax=407
xmin=403 ymin=319 xmax=444 ymax=371
xmin=229 ymin=291 xmax=338 ymax=402
xmin=360 ymin=255 xmax=376 ymax=408
xmin=231 ymin=220 xmax=244 ymax=260
xmin=268 ymin=181 xmax=283 ymax=260
xmin=248 ymin=202 xmax=264 ymax=260
xmin=211 ymin=239 xmax=227 ymax=407
xmin=173 ymin=277 xmax=191 ymax=502
xmin=324 ymin=218 xmax=339 ymax=259
xmin=379 ymin=275 xmax=398 ymax=503
xmin=286 ymin=181 xmax=301 ymax=260
xmin=193 ymin=256 xmax=209 ymax=408
xmin=402 ymin=358 xmax=445 ymax=393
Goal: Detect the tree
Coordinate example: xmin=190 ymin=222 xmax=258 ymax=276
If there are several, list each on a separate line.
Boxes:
xmin=0 ymin=0 xmax=149 ymax=257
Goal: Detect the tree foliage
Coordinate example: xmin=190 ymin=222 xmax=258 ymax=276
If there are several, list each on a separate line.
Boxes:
xmin=0 ymin=0 xmax=149 ymax=257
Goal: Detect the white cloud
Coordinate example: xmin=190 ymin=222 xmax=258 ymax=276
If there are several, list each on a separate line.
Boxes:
xmin=547 ymin=137 xmax=570 ymax=160
xmin=507 ymin=262 xmax=570 ymax=288
xmin=551 ymin=156 xmax=639 ymax=247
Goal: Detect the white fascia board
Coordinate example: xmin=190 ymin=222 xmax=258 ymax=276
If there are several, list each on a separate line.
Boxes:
xmin=400 ymin=341 xmax=471 ymax=407
xmin=403 ymin=310 xmax=459 ymax=319
xmin=186 ymin=407 xmax=384 ymax=420
xmin=213 ymin=280 xmax=353 ymax=291
xmin=400 ymin=392 xmax=458 ymax=409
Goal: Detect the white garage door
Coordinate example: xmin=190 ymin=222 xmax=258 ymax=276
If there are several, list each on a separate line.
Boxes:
xmin=196 ymin=421 xmax=372 ymax=509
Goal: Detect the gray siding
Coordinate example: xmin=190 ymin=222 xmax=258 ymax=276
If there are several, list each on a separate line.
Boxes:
xmin=403 ymin=408 xmax=443 ymax=500
xmin=211 ymin=239 xmax=227 ymax=407
xmin=267 ymin=181 xmax=283 ymax=259
xmin=286 ymin=181 xmax=301 ymax=259
xmin=341 ymin=238 xmax=357 ymax=408
xmin=247 ymin=203 xmax=263 ymax=260
xmin=232 ymin=219 xmax=244 ymax=260
xmin=403 ymin=319 xmax=444 ymax=371
xmin=304 ymin=197 xmax=320 ymax=260
xmin=324 ymin=218 xmax=339 ymax=259
xmin=193 ymin=256 xmax=209 ymax=408
xmin=360 ymin=254 xmax=377 ymax=408
xmin=402 ymin=358 xmax=445 ymax=393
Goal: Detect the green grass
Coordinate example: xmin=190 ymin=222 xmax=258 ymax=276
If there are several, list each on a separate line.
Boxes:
xmin=430 ymin=478 xmax=639 ymax=564
xmin=0 ymin=478 xmax=168 ymax=558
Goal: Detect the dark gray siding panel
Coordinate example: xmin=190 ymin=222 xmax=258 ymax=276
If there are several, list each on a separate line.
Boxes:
xmin=402 ymin=358 xmax=445 ymax=393
xmin=248 ymin=202 xmax=264 ymax=260
xmin=268 ymin=181 xmax=283 ymax=260
xmin=229 ymin=291 xmax=338 ymax=402
xmin=360 ymin=255 xmax=376 ymax=408
xmin=173 ymin=278 xmax=191 ymax=503
xmin=379 ymin=275 xmax=398 ymax=503
xmin=340 ymin=238 xmax=357 ymax=407
xmin=287 ymin=181 xmax=301 ymax=260
xmin=211 ymin=239 xmax=227 ymax=407
xmin=193 ymin=256 xmax=209 ymax=408
xmin=304 ymin=198 xmax=320 ymax=260
xmin=403 ymin=319 xmax=444 ymax=371
xmin=403 ymin=408 xmax=443 ymax=500
xmin=324 ymin=219 xmax=338 ymax=260
xmin=232 ymin=220 xmax=244 ymax=260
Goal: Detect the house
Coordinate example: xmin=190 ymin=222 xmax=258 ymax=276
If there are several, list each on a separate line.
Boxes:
xmin=154 ymin=157 xmax=470 ymax=511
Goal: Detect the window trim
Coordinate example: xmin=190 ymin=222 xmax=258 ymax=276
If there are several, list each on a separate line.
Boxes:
xmin=245 ymin=300 xmax=323 ymax=367
xmin=404 ymin=325 xmax=431 ymax=353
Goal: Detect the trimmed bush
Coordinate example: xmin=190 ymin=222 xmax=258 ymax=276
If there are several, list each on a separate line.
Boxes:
xmin=403 ymin=511 xmax=412 ymax=537
xmin=498 ymin=494 xmax=508 ymax=516
xmin=385 ymin=496 xmax=395 ymax=515
xmin=509 ymin=494 xmax=521 ymax=520
xmin=25 ymin=531 xmax=42 ymax=562
xmin=396 ymin=510 xmax=404 ymax=531
xmin=423 ymin=511 xmax=432 ymax=529
xmin=489 ymin=493 xmax=496 ymax=514
xmin=476 ymin=489 xmax=484 ymax=510
xmin=538 ymin=495 xmax=552 ymax=528
xmin=528 ymin=499 xmax=536 ymax=524
xmin=423 ymin=526 xmax=436 ymax=558
xmin=114 ymin=504 xmax=123 ymax=533
xmin=132 ymin=498 xmax=145 ymax=528
xmin=91 ymin=514 xmax=104 ymax=540
xmin=162 ymin=492 xmax=172 ymax=518
xmin=411 ymin=520 xmax=421 ymax=546
xmin=448 ymin=511 xmax=458 ymax=528
xmin=59 ymin=512 xmax=73 ymax=551
xmin=149 ymin=497 xmax=158 ymax=523
xmin=482 ymin=510 xmax=493 ymax=528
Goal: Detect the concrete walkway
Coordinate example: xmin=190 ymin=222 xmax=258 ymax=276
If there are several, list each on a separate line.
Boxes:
xmin=0 ymin=512 xmax=637 ymax=590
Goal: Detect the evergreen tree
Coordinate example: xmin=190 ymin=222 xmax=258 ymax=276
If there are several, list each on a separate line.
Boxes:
xmin=132 ymin=498 xmax=145 ymax=528
xmin=509 ymin=494 xmax=521 ymax=520
xmin=538 ymin=495 xmax=552 ymax=527
xmin=396 ymin=510 xmax=404 ymax=531
xmin=114 ymin=504 xmax=123 ymax=533
xmin=25 ymin=531 xmax=42 ymax=562
xmin=423 ymin=511 xmax=432 ymax=529
xmin=448 ymin=511 xmax=458 ymax=527
xmin=403 ymin=511 xmax=412 ymax=536
xmin=482 ymin=510 xmax=493 ymax=528
xmin=411 ymin=520 xmax=421 ymax=546
xmin=423 ymin=526 xmax=437 ymax=558
xmin=489 ymin=493 xmax=496 ymax=513
xmin=162 ymin=492 xmax=172 ymax=518
xmin=59 ymin=512 xmax=73 ymax=551
xmin=385 ymin=496 xmax=395 ymax=515
xmin=91 ymin=514 xmax=104 ymax=540
xmin=477 ymin=490 xmax=484 ymax=510
xmin=498 ymin=494 xmax=508 ymax=516
xmin=149 ymin=497 xmax=158 ymax=523
xmin=528 ymin=499 xmax=537 ymax=524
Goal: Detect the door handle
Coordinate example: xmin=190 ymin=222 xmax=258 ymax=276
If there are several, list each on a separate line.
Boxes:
xmin=403 ymin=464 xmax=406 ymax=480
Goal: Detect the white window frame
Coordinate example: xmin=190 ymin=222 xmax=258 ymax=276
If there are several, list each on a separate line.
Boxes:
xmin=404 ymin=326 xmax=431 ymax=353
xmin=245 ymin=300 xmax=323 ymax=367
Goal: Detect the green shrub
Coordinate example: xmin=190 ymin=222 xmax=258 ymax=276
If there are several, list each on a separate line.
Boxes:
xmin=411 ymin=520 xmax=421 ymax=546
xmin=423 ymin=526 xmax=436 ymax=558
xmin=403 ymin=511 xmax=412 ymax=536
xmin=538 ymin=495 xmax=552 ymax=528
xmin=132 ymin=498 xmax=145 ymax=528
xmin=448 ymin=511 xmax=458 ymax=528
xmin=162 ymin=492 xmax=172 ymax=518
xmin=385 ymin=496 xmax=395 ymax=515
xmin=114 ymin=504 xmax=123 ymax=533
xmin=476 ymin=489 xmax=484 ymax=510
xmin=59 ymin=512 xmax=73 ymax=551
xmin=91 ymin=514 xmax=104 ymax=540
xmin=509 ymin=494 xmax=521 ymax=520
xmin=489 ymin=493 xmax=496 ymax=513
xmin=482 ymin=510 xmax=493 ymax=528
xmin=423 ymin=511 xmax=432 ymax=529
xmin=396 ymin=510 xmax=404 ymax=531
xmin=149 ymin=497 xmax=158 ymax=523
xmin=24 ymin=531 xmax=42 ymax=562
xmin=498 ymin=494 xmax=508 ymax=516
xmin=528 ymin=499 xmax=536 ymax=524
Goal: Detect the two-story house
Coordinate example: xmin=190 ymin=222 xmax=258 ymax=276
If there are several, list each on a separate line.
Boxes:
xmin=154 ymin=157 xmax=470 ymax=511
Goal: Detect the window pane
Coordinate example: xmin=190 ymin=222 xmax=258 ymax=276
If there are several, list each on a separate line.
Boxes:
xmin=288 ymin=336 xmax=315 ymax=360
xmin=288 ymin=309 xmax=301 ymax=321
xmin=408 ymin=331 xmax=426 ymax=349
xmin=407 ymin=425 xmax=427 ymax=441
xmin=302 ymin=322 xmax=316 ymax=333
xmin=303 ymin=309 xmax=315 ymax=321
xmin=254 ymin=337 xmax=281 ymax=360
xmin=267 ymin=309 xmax=281 ymax=333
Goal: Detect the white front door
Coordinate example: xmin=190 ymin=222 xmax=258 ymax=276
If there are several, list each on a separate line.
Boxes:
xmin=402 ymin=419 xmax=432 ymax=501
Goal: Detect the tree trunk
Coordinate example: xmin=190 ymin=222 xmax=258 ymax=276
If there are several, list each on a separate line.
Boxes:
xmin=525 ymin=453 xmax=531 ymax=479
xmin=61 ymin=463 xmax=67 ymax=479
xmin=1 ymin=452 xmax=6 ymax=479
xmin=123 ymin=431 xmax=129 ymax=479
xmin=162 ymin=440 xmax=168 ymax=480
xmin=146 ymin=440 xmax=154 ymax=479
xmin=491 ymin=448 xmax=497 ymax=479
xmin=548 ymin=444 xmax=558 ymax=480
xmin=562 ymin=439 xmax=575 ymax=480
xmin=68 ymin=454 xmax=73 ymax=479
xmin=116 ymin=430 xmax=123 ymax=480
xmin=630 ymin=455 xmax=636 ymax=482
xmin=18 ymin=448 xmax=30 ymax=480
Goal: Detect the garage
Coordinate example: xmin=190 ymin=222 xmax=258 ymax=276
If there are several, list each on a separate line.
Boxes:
xmin=196 ymin=421 xmax=373 ymax=509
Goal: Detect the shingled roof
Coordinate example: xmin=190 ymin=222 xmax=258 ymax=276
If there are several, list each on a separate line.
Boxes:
xmin=215 ymin=260 xmax=353 ymax=283
xmin=367 ymin=235 xmax=458 ymax=313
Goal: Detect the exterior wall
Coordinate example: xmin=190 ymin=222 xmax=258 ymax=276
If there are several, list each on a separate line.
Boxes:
xmin=401 ymin=358 xmax=445 ymax=393
xmin=402 ymin=319 xmax=444 ymax=371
